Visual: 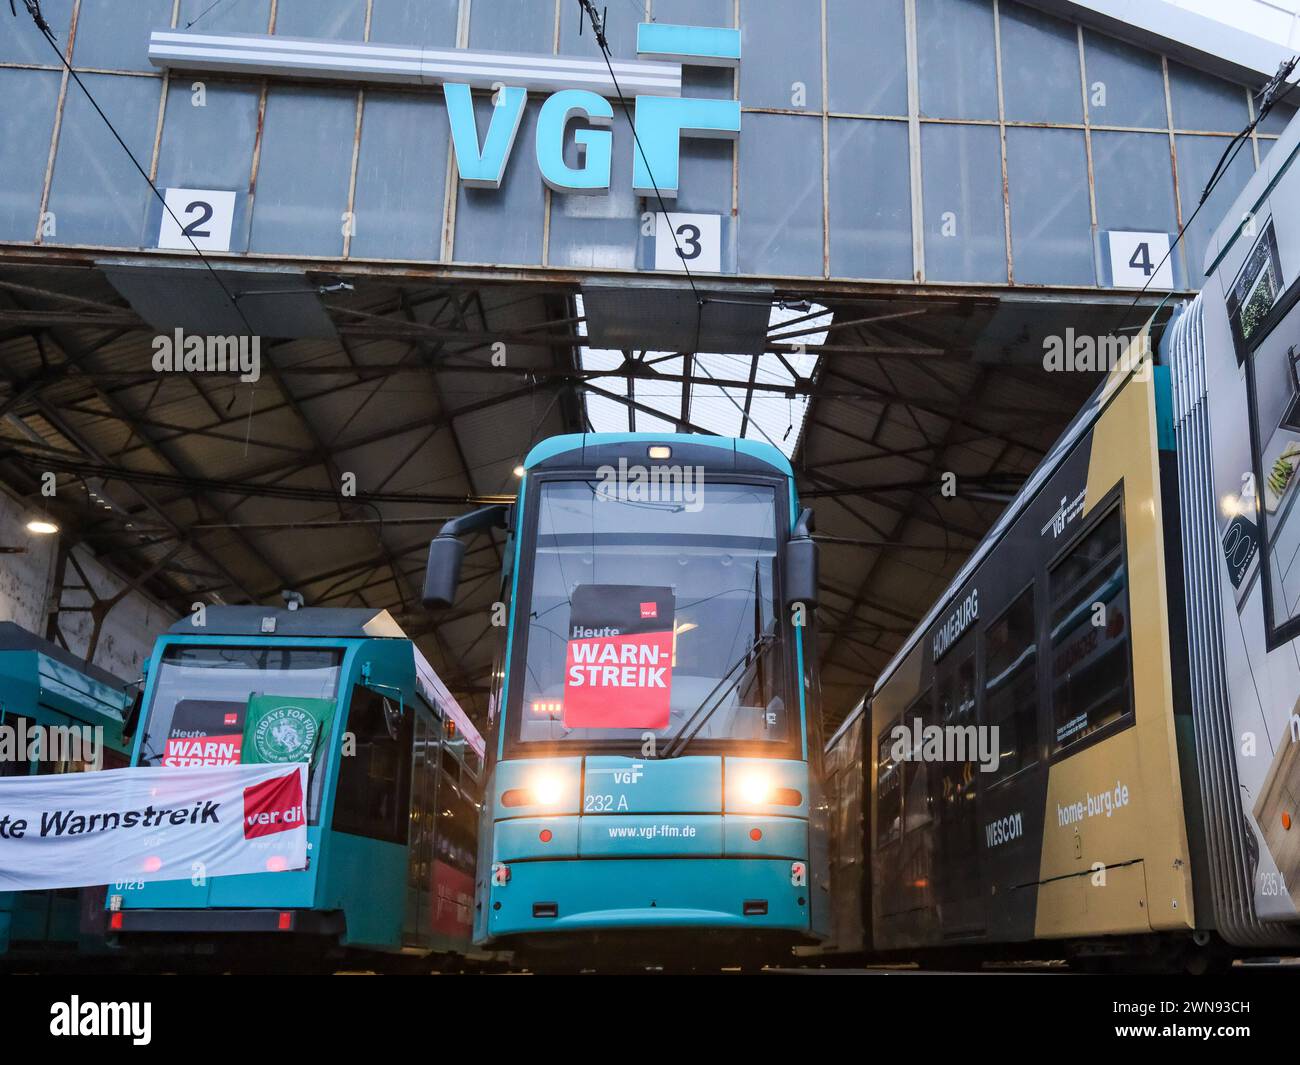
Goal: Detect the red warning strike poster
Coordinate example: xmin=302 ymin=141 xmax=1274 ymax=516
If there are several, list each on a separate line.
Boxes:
xmin=563 ymin=584 xmax=675 ymax=730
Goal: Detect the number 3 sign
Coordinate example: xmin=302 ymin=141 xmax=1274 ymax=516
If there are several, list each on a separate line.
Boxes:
xmin=654 ymin=212 xmax=722 ymax=273
xmin=157 ymin=188 xmax=237 ymax=252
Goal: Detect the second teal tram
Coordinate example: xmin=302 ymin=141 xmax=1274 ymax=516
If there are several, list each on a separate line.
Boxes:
xmin=0 ymin=622 xmax=131 ymax=966
xmin=110 ymin=607 xmax=484 ymax=971
xmin=423 ymin=433 xmax=830 ymax=967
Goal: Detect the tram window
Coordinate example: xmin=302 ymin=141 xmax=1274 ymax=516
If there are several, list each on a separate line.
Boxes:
xmin=440 ymin=746 xmax=461 ymax=784
xmin=435 ymin=778 xmax=477 ymax=876
xmin=1048 ymin=507 xmax=1133 ymax=753
xmin=464 ymin=746 xmax=483 ymax=781
xmin=935 ymin=659 xmax=979 ymax=849
xmin=984 ymin=586 xmax=1039 ymax=782
xmin=1238 ymin=251 xmax=1300 ymax=642
xmin=876 ymin=718 xmax=902 ymax=848
xmin=333 ymin=686 xmax=413 ymax=844
xmin=901 ymin=688 xmax=932 ymax=833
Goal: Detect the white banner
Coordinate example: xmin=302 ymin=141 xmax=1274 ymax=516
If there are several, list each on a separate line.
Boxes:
xmin=0 ymin=762 xmax=308 ymax=891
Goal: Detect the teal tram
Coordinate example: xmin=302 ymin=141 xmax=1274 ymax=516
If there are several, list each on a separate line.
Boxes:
xmin=110 ymin=606 xmax=483 ymax=970
xmin=0 ymin=622 xmax=131 ymax=965
xmin=423 ymin=433 xmax=830 ymax=968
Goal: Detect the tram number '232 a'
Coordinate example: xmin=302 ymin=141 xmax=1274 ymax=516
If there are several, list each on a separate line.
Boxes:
xmin=585 ymin=793 xmax=631 ymax=812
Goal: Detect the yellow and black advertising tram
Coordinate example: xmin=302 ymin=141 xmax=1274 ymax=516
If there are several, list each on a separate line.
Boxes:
xmin=823 ymin=111 xmax=1300 ymax=973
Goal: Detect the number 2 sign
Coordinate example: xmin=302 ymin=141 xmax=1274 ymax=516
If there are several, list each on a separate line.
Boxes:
xmin=157 ymin=188 xmax=237 ymax=252
xmin=1107 ymin=230 xmax=1174 ymax=290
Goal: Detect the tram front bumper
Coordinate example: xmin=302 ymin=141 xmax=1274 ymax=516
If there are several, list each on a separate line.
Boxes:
xmin=483 ymin=857 xmax=811 ymax=940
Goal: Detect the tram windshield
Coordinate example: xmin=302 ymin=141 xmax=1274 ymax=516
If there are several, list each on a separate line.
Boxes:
xmin=137 ymin=645 xmax=343 ymax=816
xmin=514 ymin=478 xmax=791 ymax=750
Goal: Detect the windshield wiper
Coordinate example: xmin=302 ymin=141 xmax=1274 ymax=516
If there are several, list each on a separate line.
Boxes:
xmin=661 ymin=632 xmax=777 ymax=758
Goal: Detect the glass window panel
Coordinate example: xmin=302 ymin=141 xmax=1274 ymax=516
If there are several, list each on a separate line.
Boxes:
xmin=827 ymin=0 xmax=906 ymax=116
xmin=1081 ymin=30 xmax=1166 ymax=129
xmin=902 ymin=690 xmax=933 ymax=833
xmin=1049 ymin=508 xmax=1132 ymax=752
xmin=559 ymin=0 xmax=637 ymax=58
xmin=632 ymin=139 xmax=735 ymax=272
xmin=0 ymin=0 xmax=73 ymax=63
xmin=1258 ymin=100 xmax=1297 ymax=137
xmin=739 ymin=0 xmax=821 ymax=112
xmin=469 ymin=0 xmax=554 ymax=53
xmin=154 ymin=79 xmax=260 ymax=253
xmin=46 ymin=73 xmax=160 ymax=247
xmin=549 ymin=110 xmax=639 ymax=270
xmin=921 ymin=122 xmax=1006 ymax=282
xmin=274 ymin=0 xmax=364 ymax=40
xmin=0 ymin=69 xmax=60 ymax=241
xmin=177 ymin=0 xmax=270 ymax=34
xmin=333 ymin=685 xmax=412 ymax=843
xmin=1006 ymin=127 xmax=1093 ymax=285
xmin=984 ymin=586 xmax=1038 ymax=784
xmin=738 ymin=113 xmax=823 ymax=277
xmin=248 ymin=86 xmax=357 ymax=257
xmin=655 ymin=0 xmax=734 ymax=99
xmin=1168 ymin=62 xmax=1248 ymax=133
xmin=828 ymin=118 xmax=912 ymax=280
xmin=1239 ymin=234 xmax=1300 ymax=640
xmin=917 ymin=0 xmax=998 ymax=120
xmin=876 ymin=719 xmax=902 ymax=847
xmin=156 ymin=79 xmax=259 ymax=188
xmin=654 ymin=0 xmax=730 ymax=25
xmin=369 ymin=0 xmax=459 ymax=46
xmin=936 ymin=657 xmax=979 ymax=857
xmin=999 ymin=1 xmax=1082 ymax=125
xmin=681 ymin=66 xmax=735 ymax=101
xmin=350 ymin=91 xmax=448 ymax=261
xmin=1176 ymin=133 xmax=1255 ymax=284
xmin=1091 ymin=130 xmax=1181 ymax=287
xmin=453 ymin=99 xmax=545 ymax=265
xmin=73 ymin=0 xmax=173 ymax=71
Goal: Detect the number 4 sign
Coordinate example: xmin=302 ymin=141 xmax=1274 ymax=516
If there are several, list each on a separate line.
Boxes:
xmin=654 ymin=212 xmax=721 ymax=273
xmin=1108 ymin=230 xmax=1174 ymax=290
xmin=157 ymin=188 xmax=237 ymax=252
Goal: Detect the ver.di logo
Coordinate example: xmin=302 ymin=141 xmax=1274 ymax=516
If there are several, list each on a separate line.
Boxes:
xmin=252 ymin=705 xmax=318 ymax=763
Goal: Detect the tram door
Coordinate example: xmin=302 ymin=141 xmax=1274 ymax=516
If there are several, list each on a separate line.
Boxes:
xmin=932 ymin=636 xmax=985 ymax=938
xmin=403 ymin=714 xmax=439 ymax=950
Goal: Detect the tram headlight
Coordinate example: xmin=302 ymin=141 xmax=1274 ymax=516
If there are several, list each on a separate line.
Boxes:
xmin=530 ymin=772 xmax=564 ymax=806
xmin=738 ymin=771 xmax=773 ymax=805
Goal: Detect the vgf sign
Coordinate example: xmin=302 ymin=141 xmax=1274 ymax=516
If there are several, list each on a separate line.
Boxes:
xmin=148 ymin=22 xmax=741 ymax=199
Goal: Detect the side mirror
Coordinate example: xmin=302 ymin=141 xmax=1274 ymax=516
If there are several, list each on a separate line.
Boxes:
xmin=122 ymin=681 xmax=145 ymax=742
xmin=422 ymin=536 xmax=467 ymax=609
xmin=783 ymin=507 xmax=819 ymax=610
xmin=422 ymin=503 xmax=511 ymax=609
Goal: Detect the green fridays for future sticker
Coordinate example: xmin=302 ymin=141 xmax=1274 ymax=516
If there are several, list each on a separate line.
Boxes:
xmin=242 ymin=695 xmax=335 ymax=765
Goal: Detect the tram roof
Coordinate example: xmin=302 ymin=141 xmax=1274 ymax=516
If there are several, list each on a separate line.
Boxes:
xmin=164 ymin=606 xmax=407 ymax=640
xmin=0 ymin=621 xmax=129 ymax=691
